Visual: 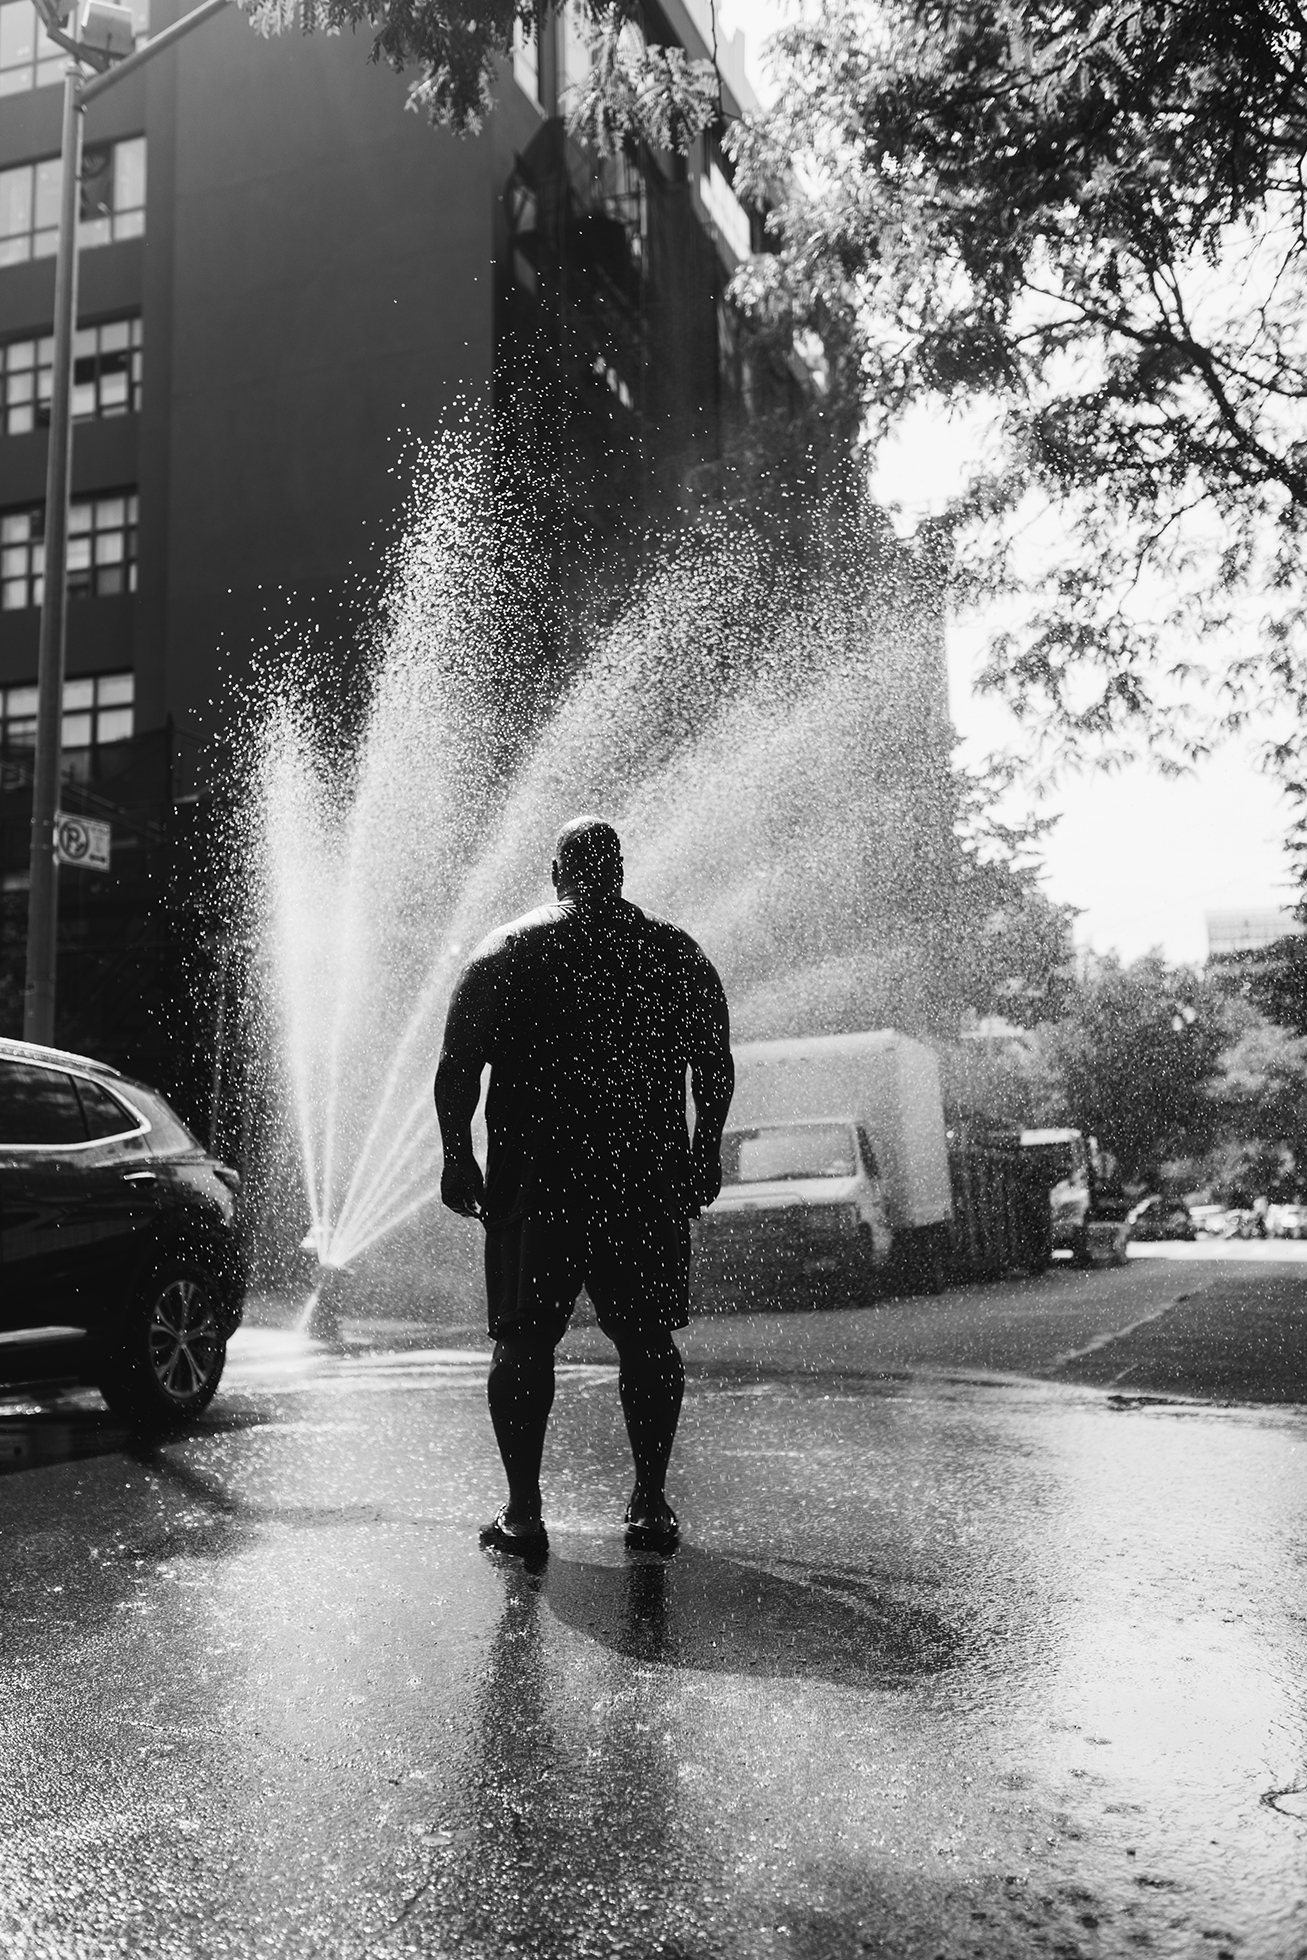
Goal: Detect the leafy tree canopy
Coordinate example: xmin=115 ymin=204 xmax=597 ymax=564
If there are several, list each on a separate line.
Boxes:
xmin=1027 ymin=952 xmax=1226 ymax=1180
xmin=1240 ymin=931 xmax=1307 ymax=1034
xmin=730 ymin=0 xmax=1307 ymax=771
xmin=238 ymin=0 xmax=718 ymax=152
xmin=1187 ymin=1001 xmax=1307 ymax=1197
xmin=943 ymin=946 xmax=1307 ymax=1190
xmin=1211 ymin=1007 xmax=1307 ymax=1143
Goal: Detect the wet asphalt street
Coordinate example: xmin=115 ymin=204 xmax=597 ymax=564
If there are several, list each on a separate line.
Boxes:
xmin=1 ymin=1247 xmax=1304 ymax=1960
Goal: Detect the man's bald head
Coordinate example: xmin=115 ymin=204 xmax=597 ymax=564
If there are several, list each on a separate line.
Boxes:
xmin=552 ymin=816 xmax=623 ymax=902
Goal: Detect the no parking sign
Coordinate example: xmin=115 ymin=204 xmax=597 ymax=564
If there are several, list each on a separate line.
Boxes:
xmin=54 ymin=811 xmax=111 ymax=870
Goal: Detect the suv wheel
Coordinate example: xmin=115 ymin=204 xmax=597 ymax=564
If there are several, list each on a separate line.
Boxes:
xmin=98 ymin=1268 xmax=227 ymax=1428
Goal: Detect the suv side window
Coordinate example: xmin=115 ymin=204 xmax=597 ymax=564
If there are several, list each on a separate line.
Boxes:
xmin=0 ymin=1061 xmax=90 ymax=1146
xmin=128 ymin=1085 xmax=202 ymax=1158
xmin=74 ymin=1076 xmax=140 ymax=1140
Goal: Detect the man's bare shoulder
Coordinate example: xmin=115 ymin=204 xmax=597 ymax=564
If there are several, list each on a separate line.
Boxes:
xmin=462 ymin=902 xmax=569 ymax=972
xmin=623 ymin=902 xmax=715 ymax=973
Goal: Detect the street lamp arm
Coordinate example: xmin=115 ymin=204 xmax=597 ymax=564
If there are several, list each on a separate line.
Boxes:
xmin=79 ymin=0 xmax=230 ymax=101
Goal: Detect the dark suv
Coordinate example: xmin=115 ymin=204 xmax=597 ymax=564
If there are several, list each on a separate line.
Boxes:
xmin=0 ymin=1037 xmax=245 ymax=1425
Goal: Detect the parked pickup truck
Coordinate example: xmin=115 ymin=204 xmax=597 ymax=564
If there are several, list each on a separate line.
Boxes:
xmin=692 ymin=1031 xmax=954 ymax=1310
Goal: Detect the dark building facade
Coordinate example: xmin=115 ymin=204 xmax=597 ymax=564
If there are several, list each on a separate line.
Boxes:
xmin=0 ymin=0 xmax=760 ymax=1095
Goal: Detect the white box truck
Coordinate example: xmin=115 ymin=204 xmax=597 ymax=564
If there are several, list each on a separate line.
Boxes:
xmin=693 ymin=1030 xmax=954 ymax=1310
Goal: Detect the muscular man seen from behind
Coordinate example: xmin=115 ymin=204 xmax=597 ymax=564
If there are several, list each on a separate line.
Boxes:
xmin=434 ymin=816 xmax=734 ymax=1557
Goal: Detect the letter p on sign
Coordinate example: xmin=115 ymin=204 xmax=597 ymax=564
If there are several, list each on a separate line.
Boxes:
xmin=54 ymin=812 xmax=111 ymax=871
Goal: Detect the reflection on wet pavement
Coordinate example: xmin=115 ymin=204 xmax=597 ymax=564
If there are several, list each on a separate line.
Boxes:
xmin=0 ymin=1410 xmax=131 ymax=1473
xmin=0 ymin=1324 xmax=1301 ymax=1958
xmin=545 ymin=1544 xmax=962 ymax=1684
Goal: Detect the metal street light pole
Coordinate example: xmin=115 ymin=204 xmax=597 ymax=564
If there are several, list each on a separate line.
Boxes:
xmin=23 ymin=62 xmax=84 ymax=1046
xmin=22 ymin=0 xmax=228 ymax=1047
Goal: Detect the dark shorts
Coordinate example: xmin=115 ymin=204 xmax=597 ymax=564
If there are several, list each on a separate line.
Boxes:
xmin=484 ymin=1205 xmax=691 ymax=1342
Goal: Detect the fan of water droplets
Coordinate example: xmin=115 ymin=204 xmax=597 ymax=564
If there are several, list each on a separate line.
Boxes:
xmin=250 ymin=427 xmax=952 ymax=1279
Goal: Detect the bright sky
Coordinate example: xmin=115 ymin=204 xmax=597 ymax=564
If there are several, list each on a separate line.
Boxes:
xmin=944 ymin=620 xmax=1297 ymax=968
xmin=719 ymin=0 xmax=1299 ymax=968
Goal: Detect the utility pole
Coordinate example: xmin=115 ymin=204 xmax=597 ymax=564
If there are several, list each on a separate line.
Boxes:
xmin=22 ymin=0 xmax=228 ymax=1047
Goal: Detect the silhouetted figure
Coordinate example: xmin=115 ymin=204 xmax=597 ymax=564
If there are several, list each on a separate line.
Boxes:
xmin=435 ymin=817 xmax=734 ymax=1557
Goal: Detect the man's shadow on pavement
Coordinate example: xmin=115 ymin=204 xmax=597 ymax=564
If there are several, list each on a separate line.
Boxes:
xmin=542 ymin=1543 xmax=960 ymax=1686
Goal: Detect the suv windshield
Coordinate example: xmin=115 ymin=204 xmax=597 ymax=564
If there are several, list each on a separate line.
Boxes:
xmin=722 ymin=1123 xmax=857 ymax=1185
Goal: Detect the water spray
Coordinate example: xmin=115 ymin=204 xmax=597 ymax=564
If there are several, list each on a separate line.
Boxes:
xmin=298 ymin=1226 xmax=348 ymax=1342
xmin=250 ymin=428 xmax=956 ymax=1304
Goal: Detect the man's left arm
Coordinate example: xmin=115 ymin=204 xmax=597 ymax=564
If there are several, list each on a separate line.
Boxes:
xmin=686 ymin=949 xmax=734 ymax=1212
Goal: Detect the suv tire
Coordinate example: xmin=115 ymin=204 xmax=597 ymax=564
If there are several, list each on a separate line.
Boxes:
xmin=97 ymin=1266 xmax=227 ymax=1429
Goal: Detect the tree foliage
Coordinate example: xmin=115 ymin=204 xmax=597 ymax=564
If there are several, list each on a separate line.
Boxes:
xmin=730 ymin=0 xmax=1307 ymax=767
xmin=238 ymin=0 xmax=717 ymax=152
xmin=1029 ymin=953 xmax=1226 ymax=1179
xmin=1210 ymin=1007 xmax=1307 ymax=1154
xmin=1241 ymin=931 xmax=1307 ymax=1033
xmin=944 ymin=947 xmax=1307 ymax=1189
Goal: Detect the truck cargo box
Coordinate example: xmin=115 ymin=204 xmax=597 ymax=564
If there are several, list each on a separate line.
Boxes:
xmin=729 ymin=1032 xmax=953 ymax=1234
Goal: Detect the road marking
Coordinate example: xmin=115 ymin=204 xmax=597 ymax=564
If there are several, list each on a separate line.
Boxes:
xmin=1046 ymin=1289 xmax=1198 ymax=1372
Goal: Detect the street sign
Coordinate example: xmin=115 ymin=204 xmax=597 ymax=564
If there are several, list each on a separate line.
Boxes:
xmin=54 ymin=811 xmax=111 ymax=870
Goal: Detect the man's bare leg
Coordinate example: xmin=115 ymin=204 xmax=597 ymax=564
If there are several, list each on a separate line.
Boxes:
xmin=486 ymin=1331 xmax=558 ymax=1529
xmin=610 ymin=1328 xmax=684 ymax=1539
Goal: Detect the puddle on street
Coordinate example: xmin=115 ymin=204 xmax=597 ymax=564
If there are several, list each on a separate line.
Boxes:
xmin=0 ymin=1412 xmax=130 ymax=1474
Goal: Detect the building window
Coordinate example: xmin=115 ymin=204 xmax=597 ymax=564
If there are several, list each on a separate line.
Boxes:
xmin=0 ymin=1 xmax=62 ymax=94
xmin=0 ymin=154 xmax=59 ymax=265
xmin=1 ymin=490 xmax=138 ymax=609
xmin=69 ymin=491 xmax=138 ymax=596
xmin=74 ymin=316 xmax=142 ymax=417
xmin=80 ymin=137 xmax=146 ymax=247
xmin=0 ymin=315 xmax=143 ymax=436
xmin=0 ymin=670 xmax=134 ymax=753
xmin=0 ymin=0 xmax=148 ymax=95
xmin=506 ymin=176 xmax=540 ymax=295
xmin=0 ymin=136 xmax=146 ymax=267
xmin=0 ymin=332 xmax=45 ymax=435
xmin=1 ymin=505 xmax=42 ymax=608
xmin=699 ymin=156 xmax=752 ymax=262
xmin=559 ymin=0 xmax=592 ymax=106
xmin=511 ymin=16 xmax=541 ymax=105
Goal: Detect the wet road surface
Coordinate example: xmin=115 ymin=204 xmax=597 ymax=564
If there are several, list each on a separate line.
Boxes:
xmin=0 ymin=1249 xmax=1304 ymax=1958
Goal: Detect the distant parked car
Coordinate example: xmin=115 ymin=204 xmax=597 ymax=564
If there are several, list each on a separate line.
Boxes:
xmin=1126 ymin=1195 xmax=1197 ymax=1242
xmin=1267 ymin=1201 xmax=1307 ymax=1240
xmin=1187 ymin=1204 xmax=1230 ymax=1238
xmin=1223 ymin=1208 xmax=1269 ymax=1239
xmin=0 ymin=1038 xmax=245 ymax=1425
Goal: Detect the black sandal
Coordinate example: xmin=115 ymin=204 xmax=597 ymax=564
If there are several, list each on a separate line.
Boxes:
xmin=479 ymin=1505 xmax=549 ymax=1559
xmin=624 ymin=1502 xmax=679 ymax=1554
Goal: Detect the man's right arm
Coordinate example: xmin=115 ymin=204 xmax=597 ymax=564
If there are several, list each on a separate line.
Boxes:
xmin=434 ymin=961 xmax=492 ymax=1218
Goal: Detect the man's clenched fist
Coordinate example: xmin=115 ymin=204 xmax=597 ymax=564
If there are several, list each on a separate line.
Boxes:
xmin=441 ymin=1153 xmax=485 ymax=1219
xmin=690 ymin=1136 xmax=723 ymax=1215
